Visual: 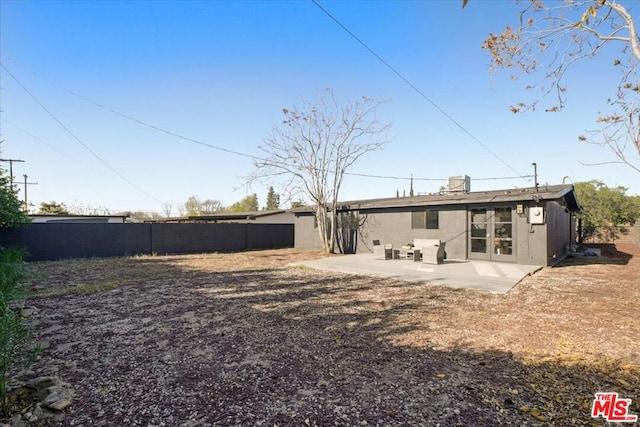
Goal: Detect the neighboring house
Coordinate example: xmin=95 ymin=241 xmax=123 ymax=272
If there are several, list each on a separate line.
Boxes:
xmin=153 ymin=210 xmax=295 ymax=224
xmin=293 ymin=184 xmax=582 ymax=266
xmin=29 ymin=214 xmax=128 ymax=224
xmin=189 ymin=210 xmax=294 ymax=224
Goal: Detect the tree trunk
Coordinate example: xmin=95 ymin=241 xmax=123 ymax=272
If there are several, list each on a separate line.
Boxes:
xmin=329 ymin=204 xmax=338 ymax=254
xmin=315 ymin=207 xmax=330 ymax=254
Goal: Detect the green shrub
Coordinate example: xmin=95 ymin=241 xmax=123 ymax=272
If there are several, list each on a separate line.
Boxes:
xmin=0 ymin=169 xmax=31 ymax=230
xmin=0 ymin=247 xmax=31 ymax=416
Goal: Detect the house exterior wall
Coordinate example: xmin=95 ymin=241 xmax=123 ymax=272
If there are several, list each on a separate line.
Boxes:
xmin=545 ymin=200 xmax=572 ymax=265
xmin=293 ymin=196 xmax=575 ymax=266
xmin=358 ymin=207 xmax=468 ymax=260
xmin=511 ymin=200 xmax=572 ymax=266
xmin=294 ymin=214 xmax=323 ymax=250
xmin=251 ymin=212 xmax=295 ymax=224
xmin=514 ymin=202 xmax=546 ymax=265
xmin=201 ymin=212 xmax=295 ymax=224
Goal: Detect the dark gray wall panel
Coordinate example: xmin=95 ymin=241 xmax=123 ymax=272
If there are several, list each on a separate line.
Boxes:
xmin=0 ymin=223 xmax=151 ymax=261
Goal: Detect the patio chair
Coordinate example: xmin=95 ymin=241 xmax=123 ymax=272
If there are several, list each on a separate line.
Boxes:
xmin=420 ymin=240 xmax=446 ymax=265
xmin=373 ymin=240 xmax=393 ymax=260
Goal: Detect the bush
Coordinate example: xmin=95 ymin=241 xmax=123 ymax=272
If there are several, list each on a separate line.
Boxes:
xmin=0 ymin=170 xmax=30 ymax=230
xmin=0 ymin=247 xmax=30 ymax=416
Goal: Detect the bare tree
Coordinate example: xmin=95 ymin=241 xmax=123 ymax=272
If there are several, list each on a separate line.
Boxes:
xmin=201 ymin=199 xmax=223 ymax=214
xmin=162 ymin=203 xmax=173 ymax=218
xmin=69 ymin=202 xmax=111 ymax=215
xmin=253 ymin=89 xmax=391 ymax=254
xmin=475 ymin=0 xmax=640 ymax=172
xmin=182 ymin=196 xmax=223 ymax=216
xmin=184 ymin=196 xmax=202 ymax=216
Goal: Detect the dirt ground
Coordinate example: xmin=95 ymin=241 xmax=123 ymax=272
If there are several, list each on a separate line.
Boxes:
xmin=17 ymin=244 xmax=640 ymax=426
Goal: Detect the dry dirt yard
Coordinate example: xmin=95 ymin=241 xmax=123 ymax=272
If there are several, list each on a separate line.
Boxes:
xmin=16 ymin=244 xmax=640 ymax=426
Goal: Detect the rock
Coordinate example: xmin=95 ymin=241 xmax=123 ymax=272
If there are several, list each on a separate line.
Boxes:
xmin=25 ymin=376 xmax=60 ymax=389
xmin=33 ymin=403 xmax=43 ymax=418
xmin=20 ymin=309 xmax=35 ymax=318
xmin=10 ymin=415 xmax=25 ymax=427
xmin=42 ymin=385 xmax=73 ymax=411
xmin=435 ymin=393 xmax=450 ymax=407
xmin=48 ymin=398 xmax=73 ymax=411
xmin=42 ymin=392 xmax=60 ymax=407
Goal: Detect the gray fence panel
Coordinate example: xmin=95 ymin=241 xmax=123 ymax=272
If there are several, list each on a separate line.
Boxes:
xmin=0 ymin=223 xmax=294 ymax=261
xmin=0 ymin=223 xmax=151 ymax=261
xmin=247 ymin=223 xmax=294 ymax=249
xmin=150 ymin=223 xmax=247 ymax=255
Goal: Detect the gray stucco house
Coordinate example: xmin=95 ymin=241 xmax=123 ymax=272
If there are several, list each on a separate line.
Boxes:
xmin=185 ymin=210 xmax=294 ymax=224
xmin=29 ymin=214 xmax=128 ymax=224
xmin=293 ymin=184 xmax=582 ymax=266
xmin=157 ymin=210 xmax=294 ymax=224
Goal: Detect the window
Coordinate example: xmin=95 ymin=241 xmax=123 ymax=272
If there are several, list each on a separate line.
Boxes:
xmin=493 ymin=207 xmax=513 ymax=255
xmin=412 ymin=210 xmax=439 ymax=229
xmin=426 ymin=210 xmax=439 ymax=229
xmin=411 ymin=211 xmax=425 ymax=229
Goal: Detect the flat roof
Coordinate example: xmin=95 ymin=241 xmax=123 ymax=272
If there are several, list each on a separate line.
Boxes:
xmin=29 ymin=214 xmax=129 ymax=218
xmin=292 ymin=184 xmax=582 ymax=213
xmin=188 ymin=210 xmax=289 ymax=221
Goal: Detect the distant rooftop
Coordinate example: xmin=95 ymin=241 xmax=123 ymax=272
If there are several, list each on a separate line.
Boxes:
xmin=188 ymin=210 xmax=287 ymax=221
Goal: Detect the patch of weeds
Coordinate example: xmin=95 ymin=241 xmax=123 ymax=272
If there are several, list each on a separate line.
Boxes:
xmin=34 ymin=281 xmax=122 ymax=297
xmin=292 ymin=264 xmax=314 ymax=270
xmin=0 ymin=247 xmax=39 ymax=418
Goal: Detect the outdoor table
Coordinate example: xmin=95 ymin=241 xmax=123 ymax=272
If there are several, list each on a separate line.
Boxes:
xmin=393 ymin=248 xmax=421 ymax=261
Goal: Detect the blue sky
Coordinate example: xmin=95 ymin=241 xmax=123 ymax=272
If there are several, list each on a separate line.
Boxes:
xmin=1 ymin=0 xmax=638 ymax=214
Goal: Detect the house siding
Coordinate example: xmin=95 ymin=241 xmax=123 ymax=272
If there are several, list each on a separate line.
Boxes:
xmin=358 ymin=207 xmax=468 ymax=260
xmin=545 ymin=200 xmax=573 ymax=265
xmin=294 ymin=214 xmax=323 ymax=250
xmin=514 ymin=202 xmax=546 ymax=265
xmin=292 ymin=185 xmax=581 ymax=266
xmin=251 ymin=212 xmax=295 ymax=224
xmin=294 ymin=202 xmax=564 ymax=266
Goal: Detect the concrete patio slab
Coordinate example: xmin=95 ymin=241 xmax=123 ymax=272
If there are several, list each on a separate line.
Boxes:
xmin=291 ymin=254 xmax=542 ymax=294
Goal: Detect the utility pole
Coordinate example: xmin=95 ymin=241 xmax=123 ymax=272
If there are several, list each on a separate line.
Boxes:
xmin=16 ymin=174 xmax=38 ymax=213
xmin=0 ymin=158 xmax=25 ymax=188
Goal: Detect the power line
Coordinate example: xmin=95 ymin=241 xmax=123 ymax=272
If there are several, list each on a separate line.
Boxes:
xmin=0 ymin=62 xmax=165 ymax=205
xmin=4 ymin=62 xmax=260 ymax=162
xmin=310 ymin=0 xmax=525 ymax=178
xmin=1 ymin=118 xmax=77 ymax=161
xmin=2 ymin=61 xmax=532 ymax=187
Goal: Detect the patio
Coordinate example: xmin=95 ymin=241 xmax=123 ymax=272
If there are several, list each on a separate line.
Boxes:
xmin=292 ymin=255 xmax=542 ymax=293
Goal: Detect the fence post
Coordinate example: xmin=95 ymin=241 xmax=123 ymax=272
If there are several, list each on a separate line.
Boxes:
xmin=149 ymin=223 xmax=153 ymax=255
